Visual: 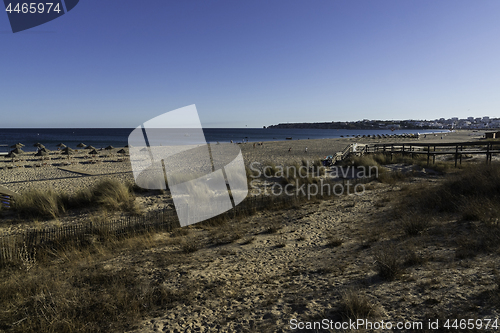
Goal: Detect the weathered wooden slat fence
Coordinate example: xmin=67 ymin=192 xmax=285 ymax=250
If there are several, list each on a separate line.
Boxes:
xmin=0 ymin=173 xmax=375 ymax=265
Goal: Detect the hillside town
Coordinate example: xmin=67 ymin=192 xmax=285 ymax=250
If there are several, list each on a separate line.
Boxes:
xmin=267 ymin=116 xmax=500 ymax=130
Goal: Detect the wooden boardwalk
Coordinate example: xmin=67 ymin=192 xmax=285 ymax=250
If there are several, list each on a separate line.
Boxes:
xmin=58 ymin=166 xmax=99 ymax=176
xmin=0 ymin=185 xmax=16 ymax=209
xmin=367 ymin=141 xmax=500 ymax=167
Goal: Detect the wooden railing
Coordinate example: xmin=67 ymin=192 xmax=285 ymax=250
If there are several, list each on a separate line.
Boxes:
xmin=0 ymin=194 xmax=13 ymax=209
xmin=366 ymin=141 xmax=500 ymax=167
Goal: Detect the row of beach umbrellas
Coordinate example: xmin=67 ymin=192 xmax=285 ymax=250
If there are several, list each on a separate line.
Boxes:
xmin=5 ymin=142 xmax=129 ymax=160
xmin=10 ymin=142 xmax=128 ymax=150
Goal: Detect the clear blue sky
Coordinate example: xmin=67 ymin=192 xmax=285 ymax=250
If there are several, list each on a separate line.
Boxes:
xmin=1 ymin=0 xmax=500 ymax=128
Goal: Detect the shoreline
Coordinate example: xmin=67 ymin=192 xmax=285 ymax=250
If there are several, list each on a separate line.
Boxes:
xmin=0 ymin=128 xmax=463 ymax=152
xmin=0 ymin=130 xmax=488 ymax=196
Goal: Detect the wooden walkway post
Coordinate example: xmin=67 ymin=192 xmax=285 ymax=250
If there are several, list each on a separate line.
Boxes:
xmin=427 ymin=145 xmax=430 ymax=166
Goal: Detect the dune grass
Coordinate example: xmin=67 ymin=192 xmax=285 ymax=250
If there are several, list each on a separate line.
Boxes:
xmin=403 ymin=163 xmax=500 ymax=217
xmin=394 ymin=162 xmax=500 ymax=258
xmin=13 ymin=188 xmax=65 ymax=219
xmin=13 ymin=179 xmax=140 ymax=220
xmin=0 ymin=234 xmax=176 ymax=333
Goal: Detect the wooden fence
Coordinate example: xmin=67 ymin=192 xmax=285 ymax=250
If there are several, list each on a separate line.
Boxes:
xmin=0 ymin=206 xmax=179 ymax=265
xmin=0 ymin=192 xmax=301 ymax=265
xmin=0 ymin=174 xmax=375 ymax=266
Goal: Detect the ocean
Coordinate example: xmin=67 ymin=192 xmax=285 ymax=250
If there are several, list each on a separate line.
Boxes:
xmin=0 ymin=128 xmax=447 ymax=152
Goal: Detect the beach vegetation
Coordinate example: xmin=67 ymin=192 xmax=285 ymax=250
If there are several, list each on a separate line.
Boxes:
xmin=339 ymin=288 xmax=383 ymax=320
xmin=394 ymin=162 xmax=500 ymax=259
xmin=180 ymin=237 xmax=200 ymax=253
xmin=374 ymin=246 xmax=404 ymax=281
xmin=209 ymin=224 xmax=243 ymax=246
xmin=14 ymin=179 xmax=140 ymax=220
xmin=400 ymin=214 xmax=432 ymax=236
xmin=245 ymin=165 xmax=260 ymax=184
xmin=92 ymin=179 xmax=137 ymax=212
xmin=263 ymin=161 xmax=279 ymax=178
xmin=325 ymin=231 xmax=343 ymax=247
xmin=0 ymin=232 xmax=185 ymax=333
xmin=13 ymin=188 xmax=64 ymax=219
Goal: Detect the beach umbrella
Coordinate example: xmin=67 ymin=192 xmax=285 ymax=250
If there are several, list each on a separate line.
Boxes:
xmin=6 ymin=152 xmax=17 ymax=162
xmin=62 ymin=149 xmax=75 ymax=160
xmin=34 ymin=150 xmax=49 ymax=159
xmin=34 ymin=150 xmax=48 ymax=156
xmin=85 ymin=145 xmax=96 ymax=150
xmin=40 ymin=147 xmax=50 ymax=153
xmin=56 ymin=143 xmax=66 ymax=147
xmin=117 ymin=149 xmax=127 ymax=155
xmin=105 ymin=145 xmax=114 ymax=150
xmin=76 ymin=143 xmax=87 ymax=148
xmin=88 ymin=149 xmax=99 ymax=155
xmin=10 ymin=143 xmax=24 ymax=149
xmin=33 ymin=142 xmax=43 ymax=147
xmin=10 ymin=148 xmax=24 ymax=154
xmin=140 ymin=147 xmax=148 ymax=152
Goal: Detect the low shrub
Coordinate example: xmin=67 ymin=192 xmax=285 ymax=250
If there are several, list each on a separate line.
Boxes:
xmin=339 ymin=288 xmax=382 ymax=319
xmin=375 ymin=247 xmax=404 ymax=280
xmin=180 ymin=238 xmax=200 ymax=253
xmin=401 ymin=215 xmax=431 ymax=236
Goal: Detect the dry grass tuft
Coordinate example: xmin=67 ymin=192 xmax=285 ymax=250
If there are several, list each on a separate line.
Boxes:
xmin=180 ymin=237 xmax=200 ymax=254
xmin=374 ymin=247 xmax=404 ymax=281
xmin=92 ymin=179 xmax=136 ymax=212
xmin=210 ymin=224 xmax=243 ymax=246
xmin=401 ymin=214 xmax=432 ymax=236
xmin=325 ymin=230 xmax=343 ymax=247
xmin=264 ymin=221 xmax=282 ymax=234
xmin=339 ymin=288 xmax=383 ymax=320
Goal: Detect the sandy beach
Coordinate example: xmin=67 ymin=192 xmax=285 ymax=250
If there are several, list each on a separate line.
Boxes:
xmin=0 ymin=130 xmax=486 ymax=196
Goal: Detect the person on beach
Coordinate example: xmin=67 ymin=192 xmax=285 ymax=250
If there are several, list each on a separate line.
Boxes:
xmin=253 ymin=143 xmax=256 ymax=148
xmin=288 ymin=148 xmax=291 ymax=153
xmin=305 ymin=147 xmax=308 ymax=153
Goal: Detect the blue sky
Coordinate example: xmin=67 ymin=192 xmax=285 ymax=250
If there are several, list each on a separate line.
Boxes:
xmin=1 ymin=0 xmax=500 ymax=128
